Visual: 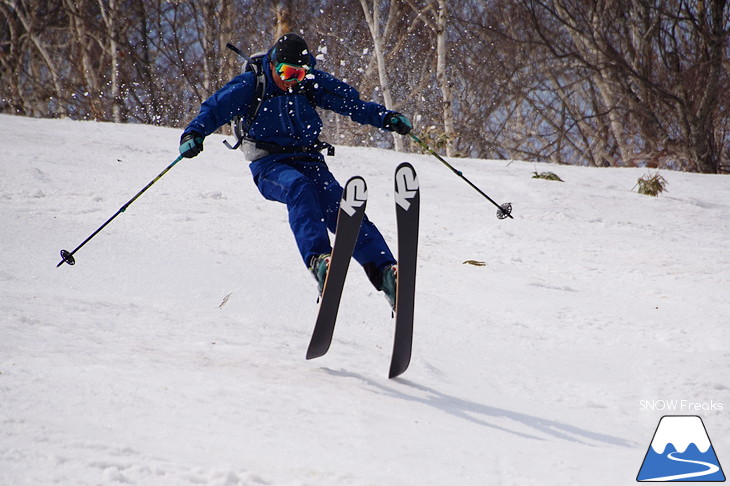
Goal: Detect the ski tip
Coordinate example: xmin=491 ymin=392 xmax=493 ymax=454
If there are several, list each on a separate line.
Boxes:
xmin=388 ymin=360 xmax=410 ymax=379
xmin=388 ymin=369 xmax=406 ymax=379
xmin=306 ymin=344 xmax=329 ymax=360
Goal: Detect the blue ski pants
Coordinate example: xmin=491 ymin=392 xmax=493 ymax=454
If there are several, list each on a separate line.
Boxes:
xmin=250 ymin=155 xmax=395 ymax=280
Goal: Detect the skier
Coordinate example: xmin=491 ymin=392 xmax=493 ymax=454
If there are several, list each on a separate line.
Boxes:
xmin=179 ymin=33 xmax=412 ymax=307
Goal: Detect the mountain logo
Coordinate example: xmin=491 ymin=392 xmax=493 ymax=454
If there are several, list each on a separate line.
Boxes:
xmin=637 ymin=415 xmax=725 ymax=482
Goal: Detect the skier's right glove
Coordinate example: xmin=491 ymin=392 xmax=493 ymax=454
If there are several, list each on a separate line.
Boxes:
xmin=384 ymin=112 xmax=412 ymax=135
xmin=179 ymin=131 xmax=204 ymax=158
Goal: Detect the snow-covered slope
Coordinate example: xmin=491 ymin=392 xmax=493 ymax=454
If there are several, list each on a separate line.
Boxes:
xmin=2 ymin=114 xmax=728 ymax=485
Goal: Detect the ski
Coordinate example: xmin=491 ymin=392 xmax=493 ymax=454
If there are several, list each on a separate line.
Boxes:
xmin=389 ymin=162 xmax=420 ymax=378
xmin=306 ymin=176 xmax=368 ymax=360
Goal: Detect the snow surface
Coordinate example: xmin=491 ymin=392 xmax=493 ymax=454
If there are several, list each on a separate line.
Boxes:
xmin=2 ymin=114 xmax=729 ymax=485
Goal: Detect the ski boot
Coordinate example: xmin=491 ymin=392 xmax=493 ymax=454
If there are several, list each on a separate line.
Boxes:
xmin=381 ymin=264 xmax=397 ymax=310
xmin=309 ymin=253 xmax=331 ymax=296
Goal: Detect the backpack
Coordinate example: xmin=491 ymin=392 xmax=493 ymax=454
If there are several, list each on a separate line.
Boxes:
xmin=223 ymin=43 xmax=332 ymax=157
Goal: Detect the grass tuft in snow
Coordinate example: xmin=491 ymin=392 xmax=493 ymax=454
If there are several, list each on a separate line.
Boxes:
xmin=532 ymin=170 xmax=564 ymax=182
xmin=635 ymin=171 xmax=668 ymax=196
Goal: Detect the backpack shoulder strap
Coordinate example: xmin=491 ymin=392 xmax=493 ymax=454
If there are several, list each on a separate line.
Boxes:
xmin=245 ymin=53 xmax=267 ymax=128
xmin=223 ymin=46 xmax=267 ymax=150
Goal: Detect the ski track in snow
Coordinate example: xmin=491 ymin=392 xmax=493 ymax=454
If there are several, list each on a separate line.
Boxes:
xmin=2 ymin=114 xmax=729 ymax=485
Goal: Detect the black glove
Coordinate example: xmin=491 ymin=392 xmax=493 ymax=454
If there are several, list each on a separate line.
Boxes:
xmin=179 ymin=131 xmax=204 ymax=158
xmin=384 ymin=112 xmax=412 ymax=135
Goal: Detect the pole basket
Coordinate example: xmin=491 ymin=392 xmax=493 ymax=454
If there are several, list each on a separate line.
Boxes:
xmin=497 ymin=203 xmax=512 ymax=220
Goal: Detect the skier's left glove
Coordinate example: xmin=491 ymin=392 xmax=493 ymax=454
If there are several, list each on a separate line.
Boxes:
xmin=384 ymin=112 xmax=412 ymax=135
xmin=179 ymin=131 xmax=204 ymax=158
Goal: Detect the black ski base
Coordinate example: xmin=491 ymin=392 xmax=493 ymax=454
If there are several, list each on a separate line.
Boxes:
xmin=389 ymin=162 xmax=420 ymax=378
xmin=306 ymin=176 xmax=367 ymax=360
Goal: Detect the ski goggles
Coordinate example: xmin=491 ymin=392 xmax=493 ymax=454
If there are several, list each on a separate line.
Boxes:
xmin=275 ymin=62 xmax=309 ymax=82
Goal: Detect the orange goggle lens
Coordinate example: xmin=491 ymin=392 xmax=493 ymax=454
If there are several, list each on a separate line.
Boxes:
xmin=276 ymin=63 xmax=308 ymax=82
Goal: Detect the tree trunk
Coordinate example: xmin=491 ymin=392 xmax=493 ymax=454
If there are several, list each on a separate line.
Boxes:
xmin=98 ymin=0 xmax=121 ymax=122
xmin=359 ymin=0 xmax=402 ymax=151
xmin=273 ymin=0 xmax=294 ymax=39
xmin=7 ymin=0 xmax=67 ymax=116
xmin=436 ymin=0 xmax=454 ymax=156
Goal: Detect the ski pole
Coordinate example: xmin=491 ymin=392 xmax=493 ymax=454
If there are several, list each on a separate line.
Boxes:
xmin=409 ymin=133 xmax=513 ymax=219
xmin=57 ymin=154 xmax=185 ymax=267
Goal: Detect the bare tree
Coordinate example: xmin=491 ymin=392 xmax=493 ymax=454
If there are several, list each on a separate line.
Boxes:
xmin=62 ymin=0 xmax=106 ymax=119
xmin=404 ymin=0 xmax=455 ymax=155
xmin=500 ymin=0 xmax=730 ymax=172
xmin=273 ymin=0 xmax=293 ymax=39
xmin=358 ymin=0 xmax=403 ymax=150
xmin=97 ymin=0 xmax=122 ymax=122
xmin=2 ymin=0 xmax=68 ymax=116
xmin=360 ymin=0 xmax=430 ymax=151
xmin=0 ymin=1 xmax=28 ymax=114
xmin=434 ymin=0 xmax=455 ymax=156
xmin=2 ymin=0 xmax=727 ymax=172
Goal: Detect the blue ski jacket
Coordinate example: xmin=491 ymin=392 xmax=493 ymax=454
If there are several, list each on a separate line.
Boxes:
xmin=184 ymin=51 xmax=394 ymax=178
